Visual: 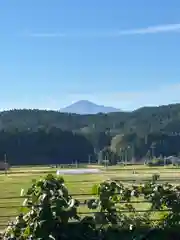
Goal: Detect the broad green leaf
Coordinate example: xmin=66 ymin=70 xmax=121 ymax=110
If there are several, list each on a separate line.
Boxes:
xmin=92 ymin=184 xmax=99 ymax=195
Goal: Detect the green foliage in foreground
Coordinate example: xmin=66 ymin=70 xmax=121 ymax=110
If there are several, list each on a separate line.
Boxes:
xmin=2 ymin=173 xmax=180 ymax=239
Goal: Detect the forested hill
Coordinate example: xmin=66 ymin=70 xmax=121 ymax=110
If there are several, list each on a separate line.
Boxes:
xmin=0 ymin=103 xmax=180 ymax=165
xmin=1 ymin=103 xmax=180 ymax=135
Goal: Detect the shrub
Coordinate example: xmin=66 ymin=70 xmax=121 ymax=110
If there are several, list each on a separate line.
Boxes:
xmin=148 ymin=158 xmax=164 ymax=166
xmin=3 ymin=174 xmax=80 ymax=239
xmin=3 ymin=173 xmax=180 ymax=239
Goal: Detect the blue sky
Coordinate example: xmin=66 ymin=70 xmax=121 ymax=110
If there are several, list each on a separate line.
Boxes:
xmin=0 ymin=0 xmax=180 ymax=111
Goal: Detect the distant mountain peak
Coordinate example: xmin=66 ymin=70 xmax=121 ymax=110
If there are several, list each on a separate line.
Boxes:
xmin=61 ymin=100 xmax=120 ymax=115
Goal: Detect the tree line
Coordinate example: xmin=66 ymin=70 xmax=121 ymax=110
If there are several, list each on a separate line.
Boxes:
xmin=0 ymin=104 xmax=180 ymax=165
xmin=0 ymin=128 xmax=94 ymax=165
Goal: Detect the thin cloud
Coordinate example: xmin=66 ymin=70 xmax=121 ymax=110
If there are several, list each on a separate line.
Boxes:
xmin=27 ymin=23 xmax=180 ymax=38
xmin=119 ymin=23 xmax=180 ymax=35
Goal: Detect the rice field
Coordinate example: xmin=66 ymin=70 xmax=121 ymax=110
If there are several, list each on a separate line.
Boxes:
xmin=1 ymin=164 xmax=180 ymax=230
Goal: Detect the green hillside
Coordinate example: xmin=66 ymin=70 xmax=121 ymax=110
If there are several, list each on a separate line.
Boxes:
xmin=0 ymin=103 xmax=180 ymax=164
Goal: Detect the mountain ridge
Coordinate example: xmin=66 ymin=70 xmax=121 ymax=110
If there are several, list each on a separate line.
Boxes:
xmin=61 ymin=100 xmax=120 ymax=114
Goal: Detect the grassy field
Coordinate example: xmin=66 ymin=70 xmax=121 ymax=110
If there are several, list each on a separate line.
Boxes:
xmin=1 ymin=164 xmax=180 ymax=229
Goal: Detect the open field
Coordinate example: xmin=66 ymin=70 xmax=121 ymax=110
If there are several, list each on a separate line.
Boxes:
xmin=1 ymin=164 xmax=180 ymax=229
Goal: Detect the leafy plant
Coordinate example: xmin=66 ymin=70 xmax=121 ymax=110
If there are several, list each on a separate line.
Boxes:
xmin=3 ymin=173 xmax=180 ymax=239
xmin=3 ymin=174 xmax=80 ymax=239
xmin=86 ymin=179 xmax=150 ymax=229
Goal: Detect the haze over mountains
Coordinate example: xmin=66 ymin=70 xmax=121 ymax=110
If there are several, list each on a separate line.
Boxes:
xmin=61 ymin=100 xmax=120 ymax=114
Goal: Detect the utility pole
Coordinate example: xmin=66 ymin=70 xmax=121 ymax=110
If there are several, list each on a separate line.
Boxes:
xmin=164 ymin=156 xmax=166 ymax=167
xmin=119 ymin=148 xmax=122 ymax=162
xmin=151 ymin=143 xmax=156 ymax=159
xmin=145 ymin=135 xmax=148 ymax=145
xmin=106 ymin=152 xmax=108 ymax=170
xmin=131 ymin=144 xmax=135 ymax=164
xmin=105 ymin=154 xmax=108 ymax=170
xmin=125 ymin=148 xmax=127 ymax=165
xmin=126 ymin=146 xmax=130 ymax=165
xmin=124 ymin=148 xmax=127 ymax=166
xmin=4 ymin=153 xmax=7 ymax=175
xmin=121 ymin=148 xmax=124 ymax=164
xmin=88 ymin=155 xmax=91 ymax=165
xmin=145 ymin=150 xmax=151 ymax=165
